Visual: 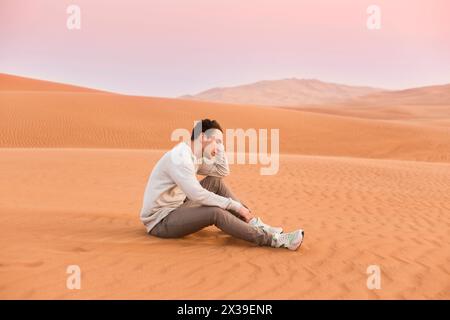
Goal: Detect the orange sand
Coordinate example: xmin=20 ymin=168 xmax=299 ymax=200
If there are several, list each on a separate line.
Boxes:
xmin=1 ymin=74 xmax=449 ymax=299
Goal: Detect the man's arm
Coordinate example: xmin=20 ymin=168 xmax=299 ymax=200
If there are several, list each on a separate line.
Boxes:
xmin=197 ymin=143 xmax=230 ymax=177
xmin=168 ymin=158 xmax=242 ymax=212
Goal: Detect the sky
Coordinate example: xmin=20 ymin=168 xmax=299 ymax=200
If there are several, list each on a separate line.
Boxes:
xmin=0 ymin=0 xmax=449 ymax=97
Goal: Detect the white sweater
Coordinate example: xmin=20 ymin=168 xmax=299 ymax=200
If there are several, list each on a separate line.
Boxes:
xmin=140 ymin=142 xmax=243 ymax=232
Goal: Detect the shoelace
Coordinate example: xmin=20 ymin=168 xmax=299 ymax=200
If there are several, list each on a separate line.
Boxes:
xmin=251 ymin=218 xmax=266 ymax=229
xmin=251 ymin=218 xmax=282 ymax=235
xmin=254 ymin=218 xmax=274 ymax=230
xmin=276 ymin=232 xmax=296 ymax=245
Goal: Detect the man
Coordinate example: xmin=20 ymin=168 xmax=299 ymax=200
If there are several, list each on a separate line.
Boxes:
xmin=140 ymin=119 xmax=304 ymax=250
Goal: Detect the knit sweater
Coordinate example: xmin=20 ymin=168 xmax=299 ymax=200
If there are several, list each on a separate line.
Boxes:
xmin=140 ymin=141 xmax=243 ymax=232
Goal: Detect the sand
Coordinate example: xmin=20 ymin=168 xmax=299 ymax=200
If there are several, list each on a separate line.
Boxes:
xmin=1 ymin=74 xmax=449 ymax=299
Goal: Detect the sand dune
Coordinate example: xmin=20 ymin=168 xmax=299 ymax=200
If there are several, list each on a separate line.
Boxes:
xmin=178 ymin=74 xmax=450 ymax=127
xmin=289 ymin=84 xmax=450 ymax=125
xmin=0 ymin=73 xmax=104 ymax=93
xmin=346 ymin=84 xmax=450 ymax=106
xmin=0 ymin=148 xmax=449 ymax=299
xmin=183 ymin=77 xmax=449 ymax=109
xmin=181 ymin=78 xmax=384 ymax=106
xmin=1 ymin=74 xmax=450 ymax=299
xmin=1 ymin=74 xmax=449 ymax=162
xmin=288 ymin=104 xmax=450 ymax=129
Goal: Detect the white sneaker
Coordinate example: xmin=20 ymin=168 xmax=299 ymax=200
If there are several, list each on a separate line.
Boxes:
xmin=271 ymin=229 xmax=304 ymax=250
xmin=249 ymin=217 xmax=283 ymax=234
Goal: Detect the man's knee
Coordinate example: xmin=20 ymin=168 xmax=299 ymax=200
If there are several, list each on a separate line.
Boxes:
xmin=200 ymin=176 xmax=222 ymax=185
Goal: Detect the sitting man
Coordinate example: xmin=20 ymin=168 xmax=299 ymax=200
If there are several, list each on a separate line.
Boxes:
xmin=140 ymin=119 xmax=304 ymax=250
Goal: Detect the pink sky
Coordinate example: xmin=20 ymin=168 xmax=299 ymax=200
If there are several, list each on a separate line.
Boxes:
xmin=1 ymin=0 xmax=449 ymax=96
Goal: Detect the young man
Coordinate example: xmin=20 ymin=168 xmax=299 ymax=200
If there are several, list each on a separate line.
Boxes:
xmin=140 ymin=119 xmax=304 ymax=250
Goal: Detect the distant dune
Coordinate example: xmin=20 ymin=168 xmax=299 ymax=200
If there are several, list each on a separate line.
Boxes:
xmin=181 ymin=78 xmax=385 ymax=106
xmin=347 ymin=84 xmax=450 ymax=106
xmin=288 ymin=84 xmax=450 ymax=123
xmin=181 ymin=77 xmax=450 ymax=126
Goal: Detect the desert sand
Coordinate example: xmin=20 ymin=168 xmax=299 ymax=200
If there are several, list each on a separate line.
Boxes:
xmin=1 ymin=74 xmax=449 ymax=299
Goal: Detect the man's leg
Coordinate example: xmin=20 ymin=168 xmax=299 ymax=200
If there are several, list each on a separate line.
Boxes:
xmin=149 ymin=205 xmax=273 ymax=246
xmin=181 ymin=176 xmax=249 ymax=219
xmin=184 ymin=176 xmax=286 ymax=236
xmin=199 ymin=176 xmax=240 ymax=201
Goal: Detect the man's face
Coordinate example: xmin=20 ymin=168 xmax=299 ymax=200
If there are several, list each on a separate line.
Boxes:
xmin=201 ymin=129 xmax=223 ymax=159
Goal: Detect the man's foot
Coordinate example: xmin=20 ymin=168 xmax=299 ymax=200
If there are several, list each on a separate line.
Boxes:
xmin=249 ymin=217 xmax=283 ymax=234
xmin=271 ymin=229 xmax=304 ymax=250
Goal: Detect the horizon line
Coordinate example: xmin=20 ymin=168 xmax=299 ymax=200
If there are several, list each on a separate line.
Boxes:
xmin=1 ymin=71 xmax=449 ymax=98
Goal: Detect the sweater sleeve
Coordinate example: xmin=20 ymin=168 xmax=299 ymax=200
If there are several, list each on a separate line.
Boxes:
xmin=168 ymin=159 xmax=242 ymax=212
xmin=197 ymin=143 xmax=230 ymax=177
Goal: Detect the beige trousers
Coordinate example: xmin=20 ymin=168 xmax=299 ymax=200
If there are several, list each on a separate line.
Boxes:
xmin=149 ymin=176 xmax=273 ymax=246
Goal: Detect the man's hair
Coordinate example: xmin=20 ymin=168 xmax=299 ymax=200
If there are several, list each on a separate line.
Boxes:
xmin=191 ymin=119 xmax=223 ymax=141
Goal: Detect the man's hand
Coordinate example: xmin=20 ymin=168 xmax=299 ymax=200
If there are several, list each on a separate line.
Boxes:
xmin=237 ymin=206 xmax=254 ymax=223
